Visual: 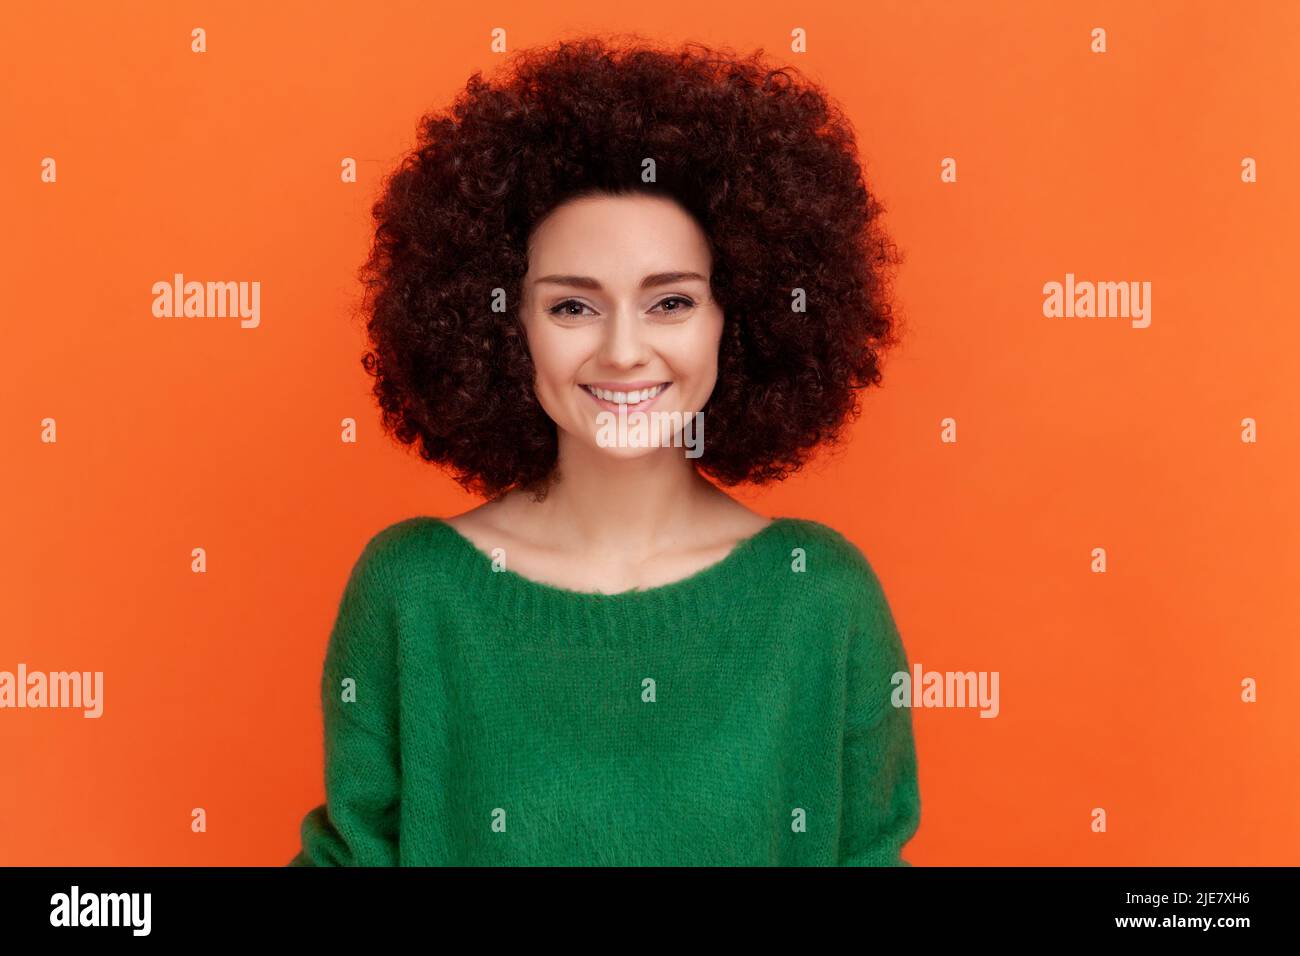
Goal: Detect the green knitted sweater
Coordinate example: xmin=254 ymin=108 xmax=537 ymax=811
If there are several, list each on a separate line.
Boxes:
xmin=288 ymin=515 xmax=921 ymax=866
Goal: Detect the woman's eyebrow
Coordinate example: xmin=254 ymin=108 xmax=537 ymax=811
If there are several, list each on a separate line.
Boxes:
xmin=532 ymin=271 xmax=708 ymax=289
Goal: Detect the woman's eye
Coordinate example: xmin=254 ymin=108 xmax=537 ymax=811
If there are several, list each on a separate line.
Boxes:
xmin=547 ymin=299 xmax=595 ymax=318
xmin=653 ymin=296 xmax=695 ymax=315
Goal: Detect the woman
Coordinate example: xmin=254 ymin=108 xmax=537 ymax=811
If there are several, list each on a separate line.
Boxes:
xmin=290 ymin=35 xmax=920 ymax=866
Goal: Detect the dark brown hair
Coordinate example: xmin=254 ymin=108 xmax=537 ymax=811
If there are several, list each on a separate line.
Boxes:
xmin=357 ymin=34 xmax=905 ymax=499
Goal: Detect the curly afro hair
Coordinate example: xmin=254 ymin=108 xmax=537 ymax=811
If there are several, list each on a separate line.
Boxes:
xmin=357 ymin=33 xmax=905 ymax=500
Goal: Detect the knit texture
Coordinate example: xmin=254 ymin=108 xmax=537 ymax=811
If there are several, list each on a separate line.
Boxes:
xmin=288 ymin=515 xmax=921 ymax=866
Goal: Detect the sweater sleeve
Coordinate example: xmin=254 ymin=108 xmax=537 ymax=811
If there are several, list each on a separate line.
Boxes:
xmin=837 ymin=558 xmax=922 ymax=866
xmin=288 ymin=531 xmax=402 ymax=866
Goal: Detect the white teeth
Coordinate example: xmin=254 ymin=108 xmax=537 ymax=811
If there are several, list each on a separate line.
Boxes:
xmin=584 ymin=383 xmax=668 ymax=404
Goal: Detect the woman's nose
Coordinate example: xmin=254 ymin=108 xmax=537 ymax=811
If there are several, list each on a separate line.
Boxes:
xmin=597 ymin=305 xmax=651 ymax=368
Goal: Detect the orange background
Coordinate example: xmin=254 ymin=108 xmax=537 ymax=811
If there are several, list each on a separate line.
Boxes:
xmin=3 ymin=0 xmax=1297 ymax=865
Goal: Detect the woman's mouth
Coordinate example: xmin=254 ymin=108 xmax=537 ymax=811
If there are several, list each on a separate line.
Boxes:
xmin=580 ymin=382 xmax=671 ymax=412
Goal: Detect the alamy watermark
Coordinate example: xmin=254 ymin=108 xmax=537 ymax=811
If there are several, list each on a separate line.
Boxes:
xmin=0 ymin=664 xmax=103 ymax=718
xmin=892 ymin=663 xmax=999 ymax=718
xmin=595 ymin=407 xmax=704 ymax=458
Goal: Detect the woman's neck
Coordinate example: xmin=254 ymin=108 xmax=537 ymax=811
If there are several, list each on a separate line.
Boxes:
xmin=492 ymin=443 xmax=751 ymax=560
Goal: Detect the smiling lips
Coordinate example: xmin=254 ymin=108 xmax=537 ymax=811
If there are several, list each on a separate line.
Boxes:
xmin=580 ymin=381 xmax=671 ymax=411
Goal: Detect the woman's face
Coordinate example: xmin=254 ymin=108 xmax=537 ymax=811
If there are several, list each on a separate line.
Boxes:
xmin=520 ymin=192 xmax=725 ymax=461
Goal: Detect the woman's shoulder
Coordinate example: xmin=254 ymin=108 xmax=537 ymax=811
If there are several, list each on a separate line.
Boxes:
xmin=767 ymin=517 xmax=893 ymax=617
xmin=353 ymin=514 xmax=445 ymax=556
xmin=771 ymin=516 xmax=879 ymax=575
xmin=369 ymin=514 xmax=451 ymax=545
xmin=765 ymin=519 xmax=906 ymax=679
xmin=343 ymin=515 xmax=464 ymax=587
